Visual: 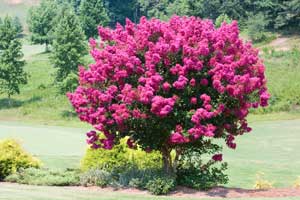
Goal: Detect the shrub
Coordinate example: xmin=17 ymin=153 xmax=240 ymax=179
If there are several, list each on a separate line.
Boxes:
xmin=254 ymin=172 xmax=273 ymax=190
xmin=80 ymin=169 xmax=112 ymax=187
xmin=5 ymin=168 xmax=80 ymax=186
xmin=0 ymin=139 xmax=41 ymax=180
xmin=68 ymin=16 xmax=269 ymax=174
xmin=81 ymin=138 xmax=162 ymax=172
xmin=176 ymin=144 xmax=228 ymax=190
xmin=146 ymin=177 xmax=176 ymax=195
xmin=116 ymin=167 xmax=162 ymax=188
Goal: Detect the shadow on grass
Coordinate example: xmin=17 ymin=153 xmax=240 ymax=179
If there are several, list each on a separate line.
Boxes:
xmin=0 ymin=96 xmax=42 ymax=110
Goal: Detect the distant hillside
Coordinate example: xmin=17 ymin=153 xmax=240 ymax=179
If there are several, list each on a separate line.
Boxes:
xmin=0 ymin=0 xmax=39 ymax=32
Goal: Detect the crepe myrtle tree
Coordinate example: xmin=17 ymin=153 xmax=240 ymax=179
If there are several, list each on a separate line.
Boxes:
xmin=68 ymin=16 xmax=270 ymax=174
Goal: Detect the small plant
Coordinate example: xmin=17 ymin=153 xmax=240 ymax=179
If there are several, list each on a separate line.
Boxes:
xmin=254 ymin=172 xmax=273 ymax=190
xmin=80 ymin=169 xmax=112 ymax=187
xmin=294 ymin=177 xmax=300 ymax=188
xmin=146 ymin=177 xmax=176 ymax=195
xmin=5 ymin=168 xmax=80 ymax=186
xmin=129 ymin=178 xmax=144 ymax=188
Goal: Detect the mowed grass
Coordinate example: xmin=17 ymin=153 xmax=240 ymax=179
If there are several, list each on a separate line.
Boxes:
xmin=1 ymin=119 xmax=300 ymax=189
xmin=2 ymin=183 xmax=300 ymax=200
xmin=0 ymin=121 xmax=88 ymax=169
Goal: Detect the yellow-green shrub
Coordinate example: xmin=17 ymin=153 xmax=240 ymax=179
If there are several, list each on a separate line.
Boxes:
xmin=0 ymin=139 xmax=41 ymax=180
xmin=80 ymin=138 xmax=162 ymax=172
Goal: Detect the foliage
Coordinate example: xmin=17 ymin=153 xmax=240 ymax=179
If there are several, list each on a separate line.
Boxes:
xmin=276 ymin=0 xmax=300 ymax=29
xmin=5 ymin=168 xmax=80 ymax=186
xmin=0 ymin=139 xmax=41 ymax=180
xmin=79 ymin=0 xmax=109 ymax=38
xmin=13 ymin=16 xmax=22 ymax=35
xmin=68 ymin=16 xmax=269 ymax=174
xmin=80 ymin=169 xmax=111 ymax=187
xmin=146 ymin=176 xmax=176 ymax=195
xmin=58 ymin=72 xmax=79 ymax=94
xmin=247 ymin=13 xmax=269 ymax=42
xmin=50 ymin=5 xmax=87 ymax=83
xmin=80 ymin=138 xmax=162 ymax=172
xmin=215 ymin=14 xmax=232 ymax=28
xmin=254 ymin=172 xmax=273 ymax=189
xmin=138 ymin=0 xmax=170 ymax=20
xmin=0 ymin=16 xmax=27 ymax=99
xmin=27 ymin=0 xmax=58 ymax=51
xmin=105 ymin=0 xmax=139 ymax=26
xmin=176 ymin=143 xmax=228 ymax=190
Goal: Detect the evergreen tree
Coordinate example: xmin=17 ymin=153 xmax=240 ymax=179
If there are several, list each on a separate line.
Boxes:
xmin=138 ymin=0 xmax=171 ymax=20
xmin=105 ymin=0 xmax=139 ymax=25
xmin=51 ymin=5 xmax=87 ymax=83
xmin=276 ymin=0 xmax=300 ymax=29
xmin=13 ymin=16 xmax=23 ymax=35
xmin=27 ymin=0 xmax=58 ymax=51
xmin=79 ymin=0 xmax=109 ymax=38
xmin=0 ymin=16 xmax=27 ymax=100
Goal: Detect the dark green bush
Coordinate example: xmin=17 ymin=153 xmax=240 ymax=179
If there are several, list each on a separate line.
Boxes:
xmin=146 ymin=177 xmax=176 ymax=195
xmin=0 ymin=139 xmax=41 ymax=180
xmin=5 ymin=168 xmax=80 ymax=186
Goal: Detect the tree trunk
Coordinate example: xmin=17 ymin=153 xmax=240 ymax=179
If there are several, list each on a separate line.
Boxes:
xmin=161 ymin=146 xmax=173 ymax=175
xmin=7 ymin=94 xmax=11 ymax=107
xmin=45 ymin=42 xmax=49 ymax=52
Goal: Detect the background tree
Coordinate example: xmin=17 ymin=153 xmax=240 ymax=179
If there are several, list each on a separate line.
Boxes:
xmin=215 ymin=14 xmax=232 ymax=28
xmin=13 ymin=16 xmax=23 ymax=36
xmin=276 ymin=0 xmax=300 ymax=29
xmin=105 ymin=0 xmax=139 ymax=26
xmin=51 ymin=5 xmax=87 ymax=83
xmin=247 ymin=12 xmax=269 ymax=42
xmin=27 ymin=0 xmax=58 ymax=51
xmin=138 ymin=0 xmax=171 ymax=19
xmin=166 ymin=0 xmax=190 ymax=17
xmin=0 ymin=16 xmax=27 ymax=101
xmin=79 ymin=0 xmax=109 ymax=38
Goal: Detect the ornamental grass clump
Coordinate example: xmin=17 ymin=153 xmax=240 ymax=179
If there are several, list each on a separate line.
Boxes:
xmin=68 ymin=16 xmax=269 ymax=174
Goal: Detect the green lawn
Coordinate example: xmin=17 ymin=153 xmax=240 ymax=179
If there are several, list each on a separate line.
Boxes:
xmin=1 ymin=183 xmax=300 ymax=200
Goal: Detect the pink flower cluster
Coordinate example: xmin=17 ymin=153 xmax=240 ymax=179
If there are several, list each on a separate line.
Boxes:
xmin=68 ymin=16 xmax=269 ymax=150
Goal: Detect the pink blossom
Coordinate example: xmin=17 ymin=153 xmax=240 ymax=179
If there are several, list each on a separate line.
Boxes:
xmin=67 ymin=16 xmax=269 ymax=153
xmin=212 ymin=154 xmax=223 ymax=161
